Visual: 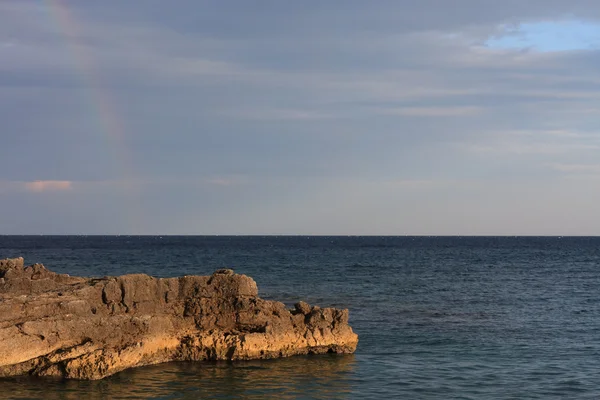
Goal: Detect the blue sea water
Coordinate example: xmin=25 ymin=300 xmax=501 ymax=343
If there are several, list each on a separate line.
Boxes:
xmin=1 ymin=236 xmax=600 ymax=399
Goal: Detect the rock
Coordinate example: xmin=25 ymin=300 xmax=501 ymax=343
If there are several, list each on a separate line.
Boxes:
xmin=0 ymin=258 xmax=358 ymax=380
xmin=212 ymin=268 xmax=235 ymax=276
xmin=294 ymin=301 xmax=312 ymax=315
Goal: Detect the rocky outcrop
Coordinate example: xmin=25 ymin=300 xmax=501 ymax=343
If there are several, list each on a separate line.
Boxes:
xmin=0 ymin=258 xmax=358 ymax=380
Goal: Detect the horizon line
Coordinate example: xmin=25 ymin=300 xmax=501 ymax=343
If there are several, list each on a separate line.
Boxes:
xmin=1 ymin=234 xmax=599 ymax=237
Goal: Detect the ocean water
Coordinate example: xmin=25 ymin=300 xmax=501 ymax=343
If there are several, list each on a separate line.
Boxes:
xmin=1 ymin=236 xmax=600 ymax=399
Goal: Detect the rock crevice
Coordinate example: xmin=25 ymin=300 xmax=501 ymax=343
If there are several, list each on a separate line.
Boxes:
xmin=0 ymin=258 xmax=358 ymax=380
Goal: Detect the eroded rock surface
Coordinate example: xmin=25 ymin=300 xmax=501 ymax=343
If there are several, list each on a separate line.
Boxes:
xmin=0 ymin=258 xmax=358 ymax=380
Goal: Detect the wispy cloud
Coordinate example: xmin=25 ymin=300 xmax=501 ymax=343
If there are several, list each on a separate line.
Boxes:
xmin=203 ymin=177 xmax=246 ymax=187
xmin=463 ymin=127 xmax=600 ymax=156
xmin=551 ymin=163 xmax=600 ymax=174
xmin=24 ymin=180 xmax=72 ymax=192
xmin=466 ymin=142 xmax=600 ymax=155
xmin=222 ymin=108 xmax=334 ymax=121
xmin=376 ymin=106 xmax=483 ymax=117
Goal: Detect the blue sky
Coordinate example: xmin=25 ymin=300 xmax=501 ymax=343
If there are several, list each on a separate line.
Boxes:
xmin=1 ymin=0 xmax=600 ymax=235
xmin=487 ymin=20 xmax=600 ymax=51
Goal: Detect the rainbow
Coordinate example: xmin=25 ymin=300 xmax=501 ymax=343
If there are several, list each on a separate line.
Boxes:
xmin=41 ymin=0 xmax=142 ymax=232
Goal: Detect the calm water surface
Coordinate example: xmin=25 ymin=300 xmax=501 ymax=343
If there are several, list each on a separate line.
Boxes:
xmin=1 ymin=236 xmax=600 ymax=399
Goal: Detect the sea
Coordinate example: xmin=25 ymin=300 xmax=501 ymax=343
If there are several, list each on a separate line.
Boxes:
xmin=1 ymin=235 xmax=600 ymax=399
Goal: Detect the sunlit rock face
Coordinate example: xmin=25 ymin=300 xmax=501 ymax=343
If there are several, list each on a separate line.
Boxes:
xmin=0 ymin=258 xmax=358 ymax=380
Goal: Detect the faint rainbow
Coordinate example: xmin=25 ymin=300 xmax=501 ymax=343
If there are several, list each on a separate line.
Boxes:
xmin=41 ymin=0 xmax=142 ymax=232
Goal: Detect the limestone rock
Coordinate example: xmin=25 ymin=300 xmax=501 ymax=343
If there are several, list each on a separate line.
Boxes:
xmin=0 ymin=258 xmax=358 ymax=380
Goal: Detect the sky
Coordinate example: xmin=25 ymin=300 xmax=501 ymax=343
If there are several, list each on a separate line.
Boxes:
xmin=1 ymin=0 xmax=600 ymax=235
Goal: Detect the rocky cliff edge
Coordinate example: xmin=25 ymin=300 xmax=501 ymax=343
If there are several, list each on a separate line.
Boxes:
xmin=0 ymin=257 xmax=358 ymax=380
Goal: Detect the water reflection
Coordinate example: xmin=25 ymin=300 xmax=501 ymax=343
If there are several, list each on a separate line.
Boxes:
xmin=3 ymin=355 xmax=356 ymax=399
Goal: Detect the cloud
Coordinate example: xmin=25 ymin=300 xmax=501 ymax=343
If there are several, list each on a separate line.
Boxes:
xmin=203 ymin=177 xmax=248 ymax=187
xmin=551 ymin=163 xmax=600 ymax=174
xmin=462 ymin=127 xmax=600 ymax=156
xmin=24 ymin=180 xmax=73 ymax=192
xmin=222 ymin=108 xmax=334 ymax=121
xmin=376 ymin=106 xmax=483 ymax=117
xmin=2 ymin=1 xmax=600 ymax=233
xmin=467 ymin=142 xmax=600 ymax=155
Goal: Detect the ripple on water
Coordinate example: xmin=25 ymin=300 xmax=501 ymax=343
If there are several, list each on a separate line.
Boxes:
xmin=3 ymin=356 xmax=357 ymax=400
